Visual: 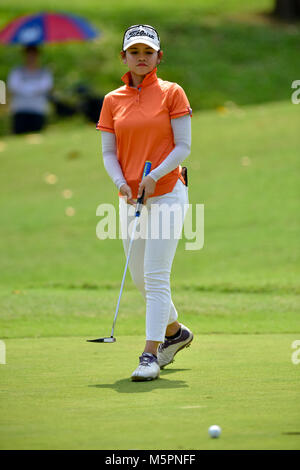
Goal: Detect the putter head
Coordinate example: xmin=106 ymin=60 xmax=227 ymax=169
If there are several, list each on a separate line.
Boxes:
xmin=86 ymin=336 xmax=116 ymax=343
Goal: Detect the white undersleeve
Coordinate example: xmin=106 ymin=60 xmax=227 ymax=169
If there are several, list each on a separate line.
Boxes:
xmin=100 ymin=114 xmax=191 ymax=190
xmin=101 ymin=133 xmax=127 ymax=190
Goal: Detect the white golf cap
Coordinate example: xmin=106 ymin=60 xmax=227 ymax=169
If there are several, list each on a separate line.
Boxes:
xmin=123 ymin=24 xmax=160 ymax=52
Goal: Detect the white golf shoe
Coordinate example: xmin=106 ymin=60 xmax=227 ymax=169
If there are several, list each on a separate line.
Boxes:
xmin=157 ymin=324 xmax=193 ymax=369
xmin=131 ymin=352 xmax=160 ymax=382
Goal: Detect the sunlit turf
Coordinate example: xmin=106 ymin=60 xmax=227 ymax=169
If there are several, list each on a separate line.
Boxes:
xmin=0 ymin=334 xmax=299 ymax=450
xmin=0 ymin=99 xmax=299 ymax=449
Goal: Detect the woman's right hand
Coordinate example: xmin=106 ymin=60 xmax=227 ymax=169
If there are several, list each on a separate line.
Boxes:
xmin=119 ymin=183 xmax=136 ymax=206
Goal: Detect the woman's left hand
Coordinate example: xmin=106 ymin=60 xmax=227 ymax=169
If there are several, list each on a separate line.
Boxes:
xmin=138 ymin=175 xmax=156 ymax=204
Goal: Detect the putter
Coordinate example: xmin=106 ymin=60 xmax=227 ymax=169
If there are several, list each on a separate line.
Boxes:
xmin=87 ymin=161 xmax=152 ymax=343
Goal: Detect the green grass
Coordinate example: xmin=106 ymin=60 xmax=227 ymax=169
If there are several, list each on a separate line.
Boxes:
xmin=1 ymin=335 xmax=299 ymax=450
xmin=0 ymin=98 xmax=299 ymax=449
xmin=1 ymin=288 xmax=300 ymax=340
xmin=0 ymin=0 xmax=299 ymax=451
xmin=0 ymin=100 xmax=299 ymax=290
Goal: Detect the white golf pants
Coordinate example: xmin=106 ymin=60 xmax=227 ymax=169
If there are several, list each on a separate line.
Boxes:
xmin=119 ymin=178 xmax=189 ymax=342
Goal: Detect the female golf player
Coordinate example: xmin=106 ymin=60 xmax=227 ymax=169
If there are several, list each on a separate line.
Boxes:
xmin=97 ymin=24 xmax=193 ymax=381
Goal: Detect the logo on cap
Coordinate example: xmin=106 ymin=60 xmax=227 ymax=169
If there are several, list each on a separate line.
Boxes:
xmin=128 ymin=28 xmax=155 ymax=40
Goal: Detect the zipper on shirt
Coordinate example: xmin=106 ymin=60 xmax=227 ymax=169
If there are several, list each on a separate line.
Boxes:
xmin=136 ymin=86 xmax=141 ymax=104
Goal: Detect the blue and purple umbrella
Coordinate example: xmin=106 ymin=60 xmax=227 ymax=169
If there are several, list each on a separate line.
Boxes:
xmin=0 ymin=12 xmax=100 ymax=45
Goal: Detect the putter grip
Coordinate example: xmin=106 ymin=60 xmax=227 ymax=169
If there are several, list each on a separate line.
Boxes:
xmin=137 ymin=161 xmax=152 ymax=205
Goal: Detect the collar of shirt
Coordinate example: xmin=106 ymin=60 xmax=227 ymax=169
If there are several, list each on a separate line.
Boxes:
xmin=121 ymin=67 xmax=158 ymax=89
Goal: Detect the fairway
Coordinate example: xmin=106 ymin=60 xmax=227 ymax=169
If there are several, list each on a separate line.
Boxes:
xmin=0 ymin=334 xmax=299 ymax=450
xmin=0 ymin=94 xmax=299 ymax=448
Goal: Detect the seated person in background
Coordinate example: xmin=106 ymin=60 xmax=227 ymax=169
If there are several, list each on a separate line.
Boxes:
xmin=7 ymin=45 xmax=53 ymax=134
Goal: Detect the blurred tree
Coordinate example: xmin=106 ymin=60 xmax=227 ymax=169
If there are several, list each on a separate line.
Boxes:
xmin=273 ymin=0 xmax=300 ymax=19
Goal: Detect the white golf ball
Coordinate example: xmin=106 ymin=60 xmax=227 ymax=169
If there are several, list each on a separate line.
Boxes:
xmin=208 ymin=425 xmax=221 ymax=438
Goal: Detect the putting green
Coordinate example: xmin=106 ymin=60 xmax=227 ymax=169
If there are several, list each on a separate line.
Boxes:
xmin=0 ymin=334 xmax=299 ymax=450
xmin=0 ymin=90 xmax=299 ymax=449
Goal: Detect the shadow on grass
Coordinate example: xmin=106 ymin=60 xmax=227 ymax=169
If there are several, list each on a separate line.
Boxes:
xmin=89 ymin=368 xmax=191 ymax=393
